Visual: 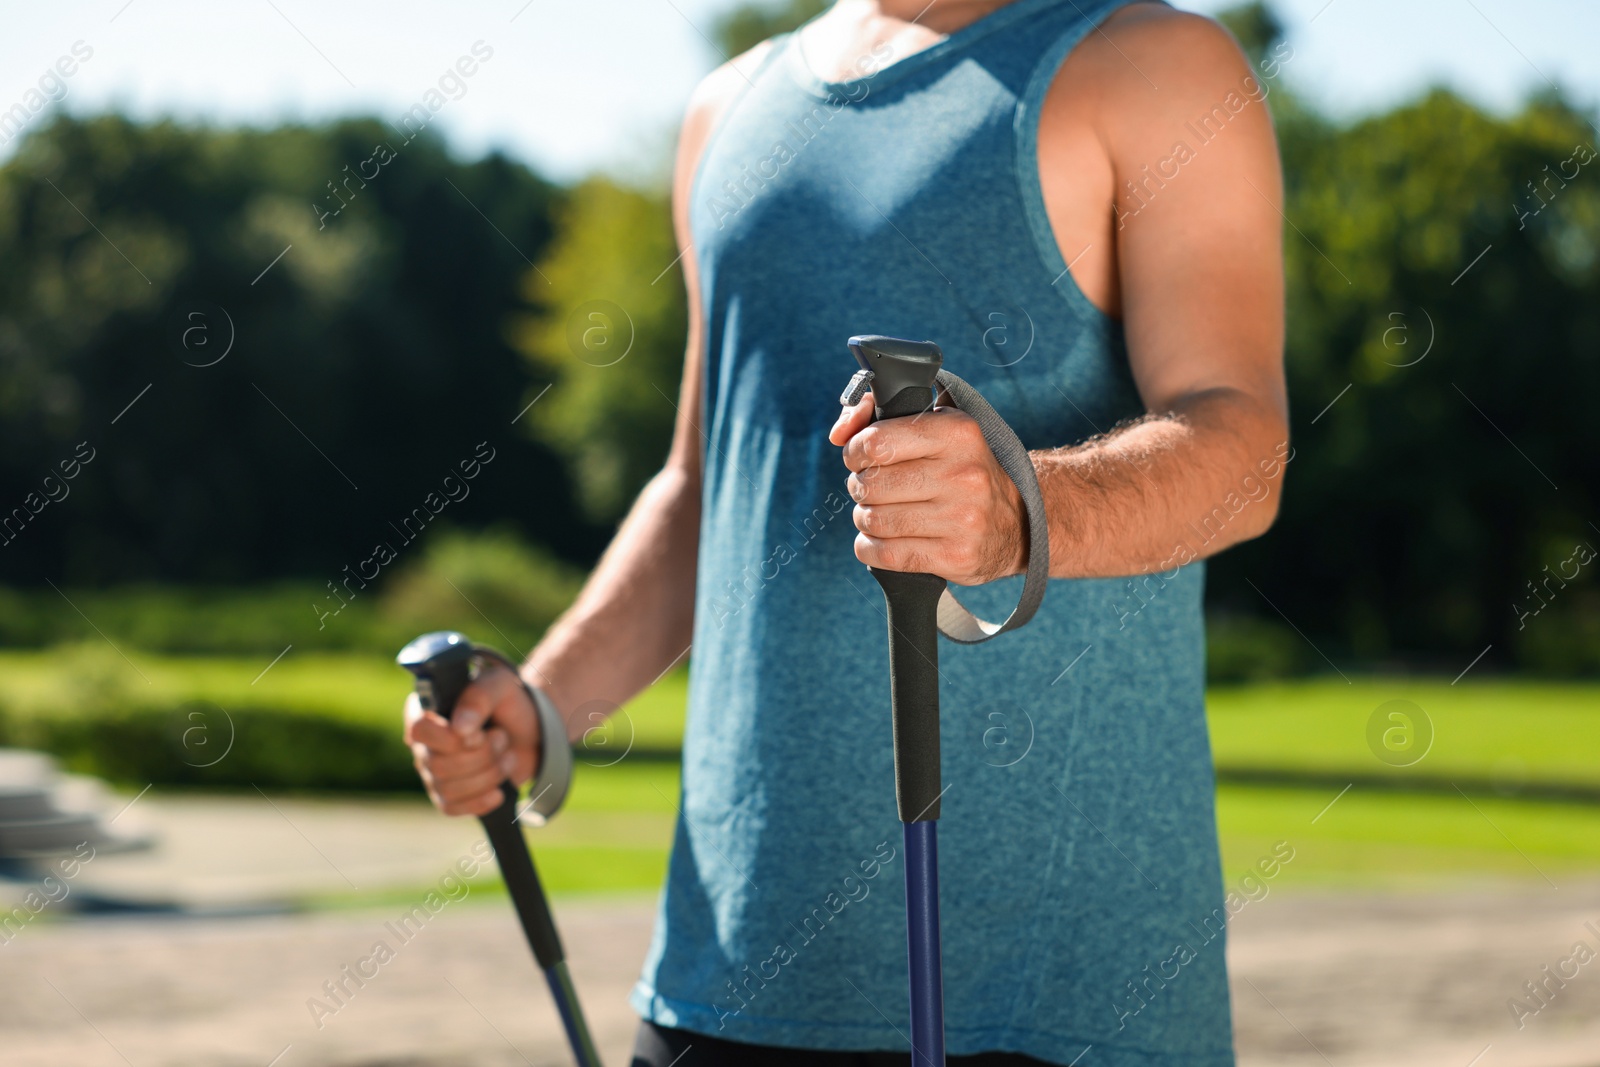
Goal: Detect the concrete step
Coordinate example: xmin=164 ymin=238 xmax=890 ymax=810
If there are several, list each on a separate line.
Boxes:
xmin=0 ymin=749 xmax=154 ymax=860
xmin=0 ymin=811 xmax=104 ymax=854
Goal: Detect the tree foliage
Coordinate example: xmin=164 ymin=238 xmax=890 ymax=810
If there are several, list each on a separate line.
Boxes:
xmin=508 ymin=178 xmax=685 ymax=523
xmin=0 ymin=114 xmax=599 ymax=585
xmin=0 ymin=2 xmax=1596 ymax=674
xmin=1215 ymin=1 xmax=1285 ymax=67
xmin=713 ymin=0 xmax=829 ymax=57
xmin=1211 ymin=87 xmax=1600 ymax=671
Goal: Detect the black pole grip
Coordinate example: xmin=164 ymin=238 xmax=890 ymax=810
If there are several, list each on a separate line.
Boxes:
xmin=848 ymin=337 xmax=949 ymax=823
xmin=873 ymin=569 xmax=947 ymax=822
xmin=397 ymin=631 xmax=566 ymax=969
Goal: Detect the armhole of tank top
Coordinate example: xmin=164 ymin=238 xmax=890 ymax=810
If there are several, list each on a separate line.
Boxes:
xmin=685 ymin=36 xmax=791 ymax=223
xmin=683 ymin=38 xmax=788 ymax=477
xmin=1012 ymin=0 xmax=1154 ymax=325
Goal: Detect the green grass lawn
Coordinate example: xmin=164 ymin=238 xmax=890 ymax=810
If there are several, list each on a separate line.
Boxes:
xmin=536 ymin=768 xmax=1600 ymax=898
xmin=1217 ymin=782 xmax=1600 ymax=890
xmin=1207 ymin=677 xmax=1600 ymax=787
xmin=306 ymin=761 xmax=1600 ymax=910
xmin=469 ymin=761 xmax=682 ymax=897
xmin=4 ymin=650 xmax=1589 ymax=786
xmin=300 ymin=761 xmax=683 ymax=909
xmin=522 ymin=675 xmax=1600 ymax=895
xmin=4 ymin=649 xmax=1597 ymax=893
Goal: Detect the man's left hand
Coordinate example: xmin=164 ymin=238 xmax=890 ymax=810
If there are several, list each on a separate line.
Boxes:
xmin=829 ymin=396 xmax=1027 ymax=586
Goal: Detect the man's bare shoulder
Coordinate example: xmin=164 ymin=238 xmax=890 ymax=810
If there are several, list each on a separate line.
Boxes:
xmin=1045 ymin=1 xmax=1282 ymax=225
xmin=1054 ymin=4 xmax=1267 ymax=137
xmin=1097 ymin=4 xmax=1255 ymax=87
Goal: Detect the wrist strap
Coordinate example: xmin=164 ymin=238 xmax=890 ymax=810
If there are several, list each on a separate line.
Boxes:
xmin=471 ymin=646 xmax=574 ymax=825
xmin=841 ymin=367 xmax=1050 ymax=644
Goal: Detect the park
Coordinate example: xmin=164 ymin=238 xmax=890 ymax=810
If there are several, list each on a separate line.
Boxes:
xmin=1 ymin=1 xmax=1597 ymax=1065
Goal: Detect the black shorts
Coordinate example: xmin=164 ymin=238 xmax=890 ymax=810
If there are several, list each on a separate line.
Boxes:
xmin=630 ymin=1021 xmax=1053 ymax=1067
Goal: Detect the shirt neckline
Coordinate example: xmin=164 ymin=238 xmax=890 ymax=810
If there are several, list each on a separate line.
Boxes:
xmin=783 ymin=0 xmax=1073 ymax=100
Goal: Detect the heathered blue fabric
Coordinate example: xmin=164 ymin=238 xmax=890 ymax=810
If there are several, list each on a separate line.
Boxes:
xmin=629 ymin=2 xmax=1235 ymax=1063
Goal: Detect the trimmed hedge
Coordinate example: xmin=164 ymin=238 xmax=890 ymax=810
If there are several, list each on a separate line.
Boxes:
xmin=0 ymin=700 xmax=419 ymax=792
xmin=0 ymin=529 xmax=583 ymax=658
xmin=0 ymin=695 xmax=670 ymax=793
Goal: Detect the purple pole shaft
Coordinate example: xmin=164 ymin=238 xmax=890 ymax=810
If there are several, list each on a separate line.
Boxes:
xmin=903 ymin=819 xmax=946 ymax=1067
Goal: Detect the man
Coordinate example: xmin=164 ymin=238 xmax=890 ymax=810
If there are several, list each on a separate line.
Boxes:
xmin=406 ymin=1 xmax=1286 ymax=1063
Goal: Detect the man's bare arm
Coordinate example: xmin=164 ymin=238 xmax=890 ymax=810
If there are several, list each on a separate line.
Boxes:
xmin=835 ymin=8 xmax=1287 ymax=582
xmin=1035 ymin=7 xmax=1287 ymax=576
xmin=403 ymin=51 xmax=766 ymax=818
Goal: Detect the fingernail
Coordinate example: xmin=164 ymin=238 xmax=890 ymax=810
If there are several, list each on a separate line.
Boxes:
xmin=454 ymin=710 xmax=482 ymax=732
xmin=500 ymin=754 xmax=517 ymax=776
xmin=490 ymin=732 xmax=508 ymax=754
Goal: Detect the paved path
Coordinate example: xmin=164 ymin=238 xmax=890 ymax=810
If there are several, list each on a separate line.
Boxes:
xmin=6 ymin=884 xmax=1600 ymax=1067
xmin=2 ymin=794 xmax=1597 ymax=1066
xmin=1230 ymin=881 xmax=1600 ymax=1067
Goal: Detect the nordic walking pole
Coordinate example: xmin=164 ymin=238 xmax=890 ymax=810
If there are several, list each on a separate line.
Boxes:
xmin=398 ymin=631 xmax=602 ymax=1067
xmin=850 ymin=338 xmax=951 ymax=1067
xmin=844 ymin=336 xmax=1052 ymax=1067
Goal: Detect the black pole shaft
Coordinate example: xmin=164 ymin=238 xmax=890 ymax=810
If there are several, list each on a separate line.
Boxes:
xmin=480 ymin=782 xmax=565 ymax=965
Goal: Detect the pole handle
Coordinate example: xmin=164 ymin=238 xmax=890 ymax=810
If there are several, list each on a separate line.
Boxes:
xmin=397 ymin=631 xmax=567 ymax=968
xmin=848 ymin=337 xmax=948 ymax=823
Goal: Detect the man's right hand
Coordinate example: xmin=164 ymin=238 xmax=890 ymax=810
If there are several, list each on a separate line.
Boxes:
xmin=404 ymin=665 xmax=540 ymax=817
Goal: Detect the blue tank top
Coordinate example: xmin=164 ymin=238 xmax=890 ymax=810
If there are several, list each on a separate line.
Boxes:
xmin=631 ymin=2 xmax=1234 ymax=1063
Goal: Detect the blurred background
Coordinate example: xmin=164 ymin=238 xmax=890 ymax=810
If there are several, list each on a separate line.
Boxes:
xmin=0 ymin=1 xmax=1596 ymax=1065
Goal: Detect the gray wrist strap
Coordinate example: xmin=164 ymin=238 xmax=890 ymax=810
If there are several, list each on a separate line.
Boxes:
xmin=520 ymin=687 xmax=573 ymax=826
xmin=471 ymin=647 xmax=574 ymax=825
xmin=841 ymin=368 xmax=1050 ymax=644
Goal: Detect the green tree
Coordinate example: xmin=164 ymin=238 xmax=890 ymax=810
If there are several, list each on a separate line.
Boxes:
xmin=1211 ymin=87 xmax=1600 ymax=671
xmin=713 ymin=0 xmax=829 ymax=56
xmin=1215 ymin=1 xmax=1284 ymax=67
xmin=0 ymin=114 xmax=598 ymax=586
xmin=509 ymin=178 xmax=686 ymax=523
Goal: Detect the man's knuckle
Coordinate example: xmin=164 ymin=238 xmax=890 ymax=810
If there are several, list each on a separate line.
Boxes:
xmin=863 ymin=434 xmax=896 ymax=464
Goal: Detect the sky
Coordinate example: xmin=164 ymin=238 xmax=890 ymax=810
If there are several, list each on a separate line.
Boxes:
xmin=2 ymin=0 xmax=1596 ymax=183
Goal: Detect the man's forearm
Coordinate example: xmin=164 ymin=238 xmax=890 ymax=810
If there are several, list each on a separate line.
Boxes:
xmin=521 ymin=463 xmax=700 ymax=742
xmin=1035 ymin=388 xmax=1290 ymax=579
